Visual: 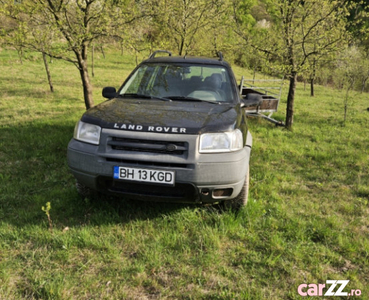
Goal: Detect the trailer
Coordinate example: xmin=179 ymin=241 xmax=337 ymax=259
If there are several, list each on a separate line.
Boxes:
xmin=240 ymin=76 xmax=285 ymax=126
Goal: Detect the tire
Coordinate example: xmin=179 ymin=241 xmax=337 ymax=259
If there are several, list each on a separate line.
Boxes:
xmin=244 ymin=93 xmax=262 ymax=107
xmin=246 ymin=93 xmax=262 ymax=101
xmin=222 ymin=166 xmax=249 ymax=211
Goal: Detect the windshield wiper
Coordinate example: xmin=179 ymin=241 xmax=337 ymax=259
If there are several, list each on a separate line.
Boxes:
xmin=120 ymin=93 xmax=171 ymax=102
xmin=166 ymin=96 xmax=221 ymax=104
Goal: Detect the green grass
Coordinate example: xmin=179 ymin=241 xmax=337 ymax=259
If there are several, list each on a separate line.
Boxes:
xmin=0 ymin=47 xmax=368 ymax=299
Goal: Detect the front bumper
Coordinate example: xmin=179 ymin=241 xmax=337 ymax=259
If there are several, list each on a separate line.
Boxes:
xmin=67 ymin=129 xmax=252 ymax=203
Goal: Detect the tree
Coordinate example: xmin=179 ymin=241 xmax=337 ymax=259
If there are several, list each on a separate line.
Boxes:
xmin=152 ymin=0 xmax=232 ymax=56
xmin=1 ymin=0 xmax=142 ymax=110
xmin=236 ymin=0 xmax=355 ymax=129
xmin=334 ymin=46 xmax=363 ymax=124
xmin=358 ymin=50 xmax=369 ymax=93
xmin=303 ymin=18 xmax=345 ymax=97
xmin=1 ymin=2 xmax=56 ymax=91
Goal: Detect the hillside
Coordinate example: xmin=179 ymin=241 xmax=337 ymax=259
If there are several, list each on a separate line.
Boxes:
xmin=0 ymin=49 xmax=368 ymax=299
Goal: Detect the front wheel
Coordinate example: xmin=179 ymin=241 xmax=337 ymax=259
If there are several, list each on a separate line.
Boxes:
xmin=222 ymin=166 xmax=249 ymax=211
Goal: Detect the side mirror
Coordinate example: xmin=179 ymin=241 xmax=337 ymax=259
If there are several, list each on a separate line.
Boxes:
xmin=241 ymin=93 xmax=262 ymax=108
xmin=102 ymin=87 xmax=117 ymax=99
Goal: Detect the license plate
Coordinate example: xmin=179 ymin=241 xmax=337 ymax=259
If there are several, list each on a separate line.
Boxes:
xmin=113 ymin=166 xmax=175 ymax=185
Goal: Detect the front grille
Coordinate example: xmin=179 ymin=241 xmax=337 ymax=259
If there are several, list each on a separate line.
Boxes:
xmin=105 ymin=158 xmax=191 ymax=169
xmin=97 ymin=177 xmax=198 ymax=202
xmin=108 ymin=137 xmax=188 ymax=155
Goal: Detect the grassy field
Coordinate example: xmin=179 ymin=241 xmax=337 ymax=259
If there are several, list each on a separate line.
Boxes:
xmin=0 ymin=48 xmax=368 ymax=300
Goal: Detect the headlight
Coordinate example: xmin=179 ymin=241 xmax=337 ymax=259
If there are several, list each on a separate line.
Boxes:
xmin=199 ymin=129 xmax=243 ymax=153
xmin=74 ymin=121 xmax=101 ymax=145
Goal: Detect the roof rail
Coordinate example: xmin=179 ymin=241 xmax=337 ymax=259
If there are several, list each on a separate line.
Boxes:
xmin=217 ymin=51 xmax=223 ymax=61
xmin=149 ymin=50 xmax=172 ymax=59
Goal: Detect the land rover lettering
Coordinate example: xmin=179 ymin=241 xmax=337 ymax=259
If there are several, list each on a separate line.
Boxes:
xmin=114 ymin=123 xmax=144 ymax=130
xmin=147 ymin=126 xmax=186 ymax=133
xmin=113 ymin=123 xmax=187 ymax=133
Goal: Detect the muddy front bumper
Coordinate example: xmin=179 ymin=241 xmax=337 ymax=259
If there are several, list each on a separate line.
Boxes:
xmin=67 ymin=129 xmax=252 ymax=203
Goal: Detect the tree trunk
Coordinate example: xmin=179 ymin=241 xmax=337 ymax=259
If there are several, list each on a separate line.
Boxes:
xmin=310 ymin=57 xmax=317 ymax=97
xmin=17 ymin=47 xmax=23 ymax=65
xmin=42 ymin=52 xmax=54 ymax=92
xmin=76 ymin=54 xmax=94 ymax=110
xmin=310 ymin=78 xmax=314 ymax=97
xmin=120 ymin=39 xmax=124 ymax=56
xmin=285 ymin=72 xmax=297 ymax=130
xmin=343 ymin=78 xmax=355 ymax=125
xmin=361 ymin=77 xmax=368 ymax=93
xmin=91 ymin=45 xmax=94 ymax=78
xmin=179 ymin=38 xmax=185 ymax=56
xmin=100 ymin=45 xmax=105 ymax=59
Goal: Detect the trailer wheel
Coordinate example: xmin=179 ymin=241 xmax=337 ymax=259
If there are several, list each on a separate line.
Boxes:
xmin=222 ymin=166 xmax=249 ymax=211
xmin=246 ymin=93 xmax=262 ymax=101
xmin=244 ymin=93 xmax=262 ymax=107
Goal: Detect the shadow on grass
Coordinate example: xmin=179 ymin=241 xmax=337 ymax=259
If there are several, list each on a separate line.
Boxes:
xmin=74 ymin=196 xmax=199 ymax=226
xmin=0 ymin=122 xmax=201 ymax=230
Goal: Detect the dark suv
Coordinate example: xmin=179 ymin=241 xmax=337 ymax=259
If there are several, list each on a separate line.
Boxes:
xmin=67 ymin=51 xmax=256 ymax=210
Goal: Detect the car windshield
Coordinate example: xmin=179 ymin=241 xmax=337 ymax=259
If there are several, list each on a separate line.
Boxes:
xmin=119 ymin=63 xmax=235 ymax=103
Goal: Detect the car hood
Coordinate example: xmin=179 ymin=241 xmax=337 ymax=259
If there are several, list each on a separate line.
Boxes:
xmin=81 ymin=98 xmax=241 ymax=134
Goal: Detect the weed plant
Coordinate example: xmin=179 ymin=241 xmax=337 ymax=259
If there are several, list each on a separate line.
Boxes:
xmin=0 ymin=48 xmax=368 ymax=299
